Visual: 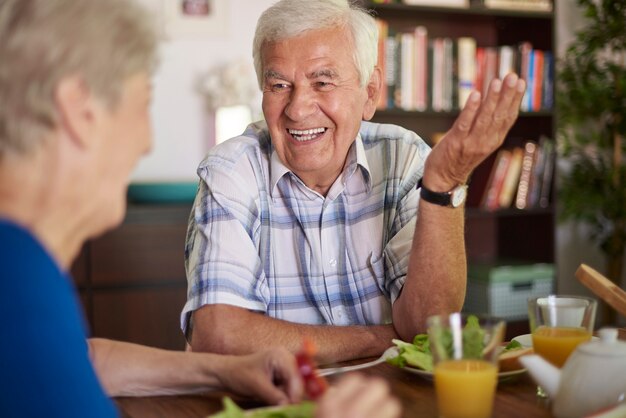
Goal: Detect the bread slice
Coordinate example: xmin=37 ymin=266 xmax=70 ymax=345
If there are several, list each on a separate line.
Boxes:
xmin=498 ymin=346 xmax=534 ymax=372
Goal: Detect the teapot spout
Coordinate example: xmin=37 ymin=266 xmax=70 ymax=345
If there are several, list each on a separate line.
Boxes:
xmin=519 ymin=354 xmax=561 ymax=398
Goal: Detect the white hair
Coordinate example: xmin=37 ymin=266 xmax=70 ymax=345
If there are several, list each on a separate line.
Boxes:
xmin=0 ymin=0 xmax=158 ymax=156
xmin=252 ymin=0 xmax=378 ymax=89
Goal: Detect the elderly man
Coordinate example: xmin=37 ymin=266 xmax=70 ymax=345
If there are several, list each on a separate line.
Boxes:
xmin=0 ymin=1 xmax=401 ymax=417
xmin=183 ymin=0 xmax=525 ymax=363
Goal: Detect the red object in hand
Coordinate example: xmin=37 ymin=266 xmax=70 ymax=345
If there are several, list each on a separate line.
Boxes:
xmin=296 ymin=339 xmax=328 ymax=400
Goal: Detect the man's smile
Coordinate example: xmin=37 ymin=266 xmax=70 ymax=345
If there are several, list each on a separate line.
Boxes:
xmin=287 ymin=127 xmax=327 ymax=142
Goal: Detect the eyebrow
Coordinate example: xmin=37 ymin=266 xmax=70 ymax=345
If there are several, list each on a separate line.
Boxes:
xmin=263 ymin=70 xmax=286 ymax=80
xmin=263 ymin=68 xmax=338 ymax=81
xmin=309 ymin=69 xmax=337 ymax=79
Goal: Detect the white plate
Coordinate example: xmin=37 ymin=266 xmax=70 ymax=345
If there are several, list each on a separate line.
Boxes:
xmin=398 ymin=364 xmax=526 ymax=382
xmin=513 ymin=333 xmax=599 ymax=348
xmin=512 ymin=333 xmax=533 ymax=348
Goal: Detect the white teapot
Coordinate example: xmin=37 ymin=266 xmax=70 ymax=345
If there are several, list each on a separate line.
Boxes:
xmin=520 ymin=328 xmax=626 ymax=418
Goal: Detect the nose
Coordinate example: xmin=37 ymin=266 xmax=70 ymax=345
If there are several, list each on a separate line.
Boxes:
xmin=284 ymin=86 xmax=316 ymax=121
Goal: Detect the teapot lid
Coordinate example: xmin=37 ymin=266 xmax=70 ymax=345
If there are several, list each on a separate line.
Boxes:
xmin=578 ymin=328 xmax=626 ymax=358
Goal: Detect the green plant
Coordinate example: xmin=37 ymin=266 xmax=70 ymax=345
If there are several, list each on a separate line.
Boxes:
xmin=557 ymin=0 xmax=626 ymax=324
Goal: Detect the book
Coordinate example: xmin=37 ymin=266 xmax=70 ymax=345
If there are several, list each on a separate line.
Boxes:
xmin=476 ymin=0 xmax=553 ymax=11
xmin=498 ymin=147 xmax=524 ymax=208
xmin=431 ymin=37 xmax=444 ymax=111
xmin=517 ymin=41 xmax=533 ymax=112
xmin=481 ymin=148 xmax=512 ymax=211
xmin=531 ymin=49 xmax=544 ymax=112
xmin=527 ymin=136 xmax=549 ymax=208
xmin=414 ymin=26 xmax=429 ymax=111
xmin=482 ymin=47 xmax=498 ymax=96
xmin=403 ymin=0 xmax=469 ymax=7
xmin=457 ymin=37 xmax=476 ymax=109
xmin=514 ymin=140 xmax=537 ymax=209
xmin=384 ymin=30 xmax=399 ymax=110
xmin=376 ymin=19 xmax=388 ymax=110
xmin=443 ymin=37 xmax=455 ymax=111
xmin=399 ymin=32 xmax=415 ymax=110
xmin=475 ymin=47 xmax=486 ymax=96
xmin=541 ymin=51 xmax=554 ymax=110
xmin=498 ymin=45 xmax=516 ymax=79
xmin=538 ymin=139 xmax=555 ymax=208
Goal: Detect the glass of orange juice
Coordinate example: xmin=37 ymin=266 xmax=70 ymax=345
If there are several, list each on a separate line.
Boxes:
xmin=427 ymin=313 xmax=506 ymax=418
xmin=528 ymin=295 xmax=597 ymax=397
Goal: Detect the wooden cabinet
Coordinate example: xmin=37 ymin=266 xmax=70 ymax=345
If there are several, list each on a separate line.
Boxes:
xmin=71 ymin=204 xmax=191 ymax=350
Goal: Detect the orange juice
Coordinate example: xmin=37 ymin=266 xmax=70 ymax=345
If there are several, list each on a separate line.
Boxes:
xmin=434 ymin=359 xmax=498 ymax=418
xmin=532 ymin=326 xmax=592 ymax=367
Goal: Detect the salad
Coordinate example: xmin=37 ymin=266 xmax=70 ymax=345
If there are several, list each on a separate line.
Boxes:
xmin=208 ymin=397 xmax=315 ymax=418
xmin=387 ymin=315 xmax=525 ymax=372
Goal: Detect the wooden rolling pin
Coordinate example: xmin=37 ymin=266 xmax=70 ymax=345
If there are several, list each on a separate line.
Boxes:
xmin=576 ymin=264 xmax=626 ymax=317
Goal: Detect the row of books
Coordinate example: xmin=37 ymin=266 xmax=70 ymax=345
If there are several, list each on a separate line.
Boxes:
xmin=371 ymin=0 xmax=553 ymax=12
xmin=375 ymin=20 xmax=554 ymax=113
xmin=479 ymin=137 xmax=555 ymax=211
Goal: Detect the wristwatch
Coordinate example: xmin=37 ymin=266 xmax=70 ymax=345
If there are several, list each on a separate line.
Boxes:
xmin=417 ymin=178 xmax=468 ymax=208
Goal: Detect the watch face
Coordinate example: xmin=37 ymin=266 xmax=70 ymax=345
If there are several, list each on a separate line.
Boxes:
xmin=451 ymin=185 xmax=468 ymax=207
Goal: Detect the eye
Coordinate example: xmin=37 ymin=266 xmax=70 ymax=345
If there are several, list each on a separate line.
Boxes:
xmin=268 ymin=82 xmax=290 ymax=93
xmin=314 ymin=81 xmax=334 ymax=91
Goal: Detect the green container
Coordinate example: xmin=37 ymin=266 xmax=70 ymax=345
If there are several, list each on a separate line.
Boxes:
xmin=127 ymin=181 xmax=198 ymax=204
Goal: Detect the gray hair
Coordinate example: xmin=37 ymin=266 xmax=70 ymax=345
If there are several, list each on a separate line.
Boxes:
xmin=0 ymin=0 xmax=158 ymax=156
xmin=252 ymin=0 xmax=378 ymax=89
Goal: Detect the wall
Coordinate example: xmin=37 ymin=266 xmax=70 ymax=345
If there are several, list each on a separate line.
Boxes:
xmin=131 ymin=0 xmax=274 ymax=182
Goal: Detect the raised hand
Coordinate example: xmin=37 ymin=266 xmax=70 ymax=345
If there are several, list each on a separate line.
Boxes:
xmin=422 ymin=73 xmax=526 ymax=192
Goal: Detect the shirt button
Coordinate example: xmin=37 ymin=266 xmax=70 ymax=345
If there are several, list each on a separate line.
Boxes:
xmin=329 ymin=258 xmax=337 ymax=267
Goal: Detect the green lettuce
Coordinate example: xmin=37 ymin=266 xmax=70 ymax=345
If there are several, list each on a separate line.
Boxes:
xmin=388 ymin=314 xmax=489 ymax=371
xmin=208 ymin=397 xmax=316 ymax=418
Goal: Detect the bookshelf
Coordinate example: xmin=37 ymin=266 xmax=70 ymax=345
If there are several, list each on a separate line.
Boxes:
xmin=364 ymin=1 xmax=555 ymax=336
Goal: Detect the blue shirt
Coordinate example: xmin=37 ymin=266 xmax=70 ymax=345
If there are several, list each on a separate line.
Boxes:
xmin=182 ymin=120 xmax=430 ymax=333
xmin=0 ymin=220 xmax=118 ymax=418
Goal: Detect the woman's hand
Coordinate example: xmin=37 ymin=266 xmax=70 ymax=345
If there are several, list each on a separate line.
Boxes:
xmin=315 ymin=374 xmax=402 ymax=418
xmin=214 ymin=347 xmax=304 ymax=405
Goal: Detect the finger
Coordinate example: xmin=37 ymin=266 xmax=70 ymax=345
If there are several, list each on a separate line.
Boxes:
xmin=499 ymin=77 xmax=526 ymax=135
xmin=342 ymin=378 xmax=394 ymax=418
xmin=449 ymin=90 xmax=481 ymax=137
xmin=315 ymin=374 xmax=363 ymax=417
xmin=371 ymin=393 xmax=403 ymax=418
xmin=470 ymin=77 xmax=503 ymax=137
xmin=252 ymin=377 xmax=292 ymax=406
xmin=269 ymin=348 xmax=304 ymax=404
xmin=491 ymin=73 xmax=522 ymax=132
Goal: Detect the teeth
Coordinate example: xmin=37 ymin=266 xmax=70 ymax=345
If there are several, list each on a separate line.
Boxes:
xmin=288 ymin=127 xmax=325 ymax=135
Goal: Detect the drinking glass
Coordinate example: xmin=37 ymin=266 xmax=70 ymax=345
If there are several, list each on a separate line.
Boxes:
xmin=427 ymin=313 xmax=506 ymax=418
xmin=527 ymin=295 xmax=597 ymax=397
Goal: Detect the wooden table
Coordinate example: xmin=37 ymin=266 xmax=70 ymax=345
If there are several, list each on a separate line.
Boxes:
xmin=115 ymin=328 xmax=626 ymax=418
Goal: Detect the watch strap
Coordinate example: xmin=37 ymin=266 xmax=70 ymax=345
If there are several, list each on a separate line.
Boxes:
xmin=416 ymin=178 xmax=452 ymax=206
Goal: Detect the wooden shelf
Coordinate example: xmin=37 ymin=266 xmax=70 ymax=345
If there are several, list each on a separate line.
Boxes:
xmin=367 ymin=2 xmax=556 ymax=271
xmin=365 ymin=2 xmax=553 ymax=20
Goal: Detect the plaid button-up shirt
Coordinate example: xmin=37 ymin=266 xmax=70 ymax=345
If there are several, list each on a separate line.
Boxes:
xmin=181 ymin=120 xmax=430 ymax=334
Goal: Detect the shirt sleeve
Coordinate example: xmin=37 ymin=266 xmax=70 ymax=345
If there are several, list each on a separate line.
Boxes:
xmin=181 ymin=154 xmax=270 ymax=335
xmin=0 ymin=223 xmax=119 ymax=418
xmin=380 ymin=134 xmax=430 ymax=303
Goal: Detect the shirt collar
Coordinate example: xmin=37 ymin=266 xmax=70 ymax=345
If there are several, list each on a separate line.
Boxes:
xmin=269 ymin=132 xmax=372 ymax=198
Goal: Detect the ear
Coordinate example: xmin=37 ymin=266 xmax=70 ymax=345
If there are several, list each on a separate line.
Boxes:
xmin=362 ymin=66 xmax=382 ymax=121
xmin=54 ymin=76 xmax=99 ymax=149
